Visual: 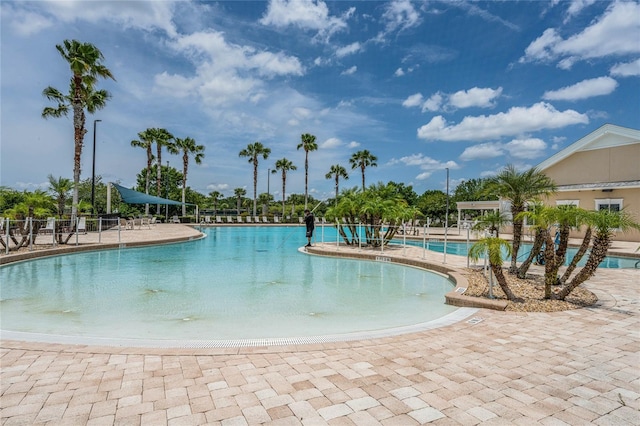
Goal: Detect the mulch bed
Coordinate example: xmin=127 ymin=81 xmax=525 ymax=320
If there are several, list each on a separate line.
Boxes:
xmin=463 ymin=268 xmax=598 ymax=312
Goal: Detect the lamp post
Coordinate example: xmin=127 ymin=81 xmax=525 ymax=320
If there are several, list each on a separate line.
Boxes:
xmin=165 ymin=161 xmax=170 ymax=222
xmin=91 ymin=119 xmax=102 ymax=216
xmin=267 ymin=168 xmax=270 ymax=198
xmin=444 ymin=167 xmax=449 ymax=264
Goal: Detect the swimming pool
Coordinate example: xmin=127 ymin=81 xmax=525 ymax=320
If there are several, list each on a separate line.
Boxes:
xmin=397 ymin=239 xmax=639 ymax=269
xmin=0 ymin=226 xmax=461 ymax=346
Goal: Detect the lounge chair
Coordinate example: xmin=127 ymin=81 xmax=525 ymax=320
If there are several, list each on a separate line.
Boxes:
xmin=262 ymin=216 xmax=268 ymax=223
xmin=226 ymin=216 xmax=234 ymax=223
xmin=77 ymin=217 xmax=87 ymax=234
xmin=236 ymin=216 xmax=243 ymax=223
xmin=254 ymin=216 xmax=260 ymax=223
xmin=38 ymin=217 xmax=56 ymax=235
xmin=298 ymin=217 xmax=304 ymax=224
xmin=246 ymin=216 xmax=252 ymax=223
xmin=273 ymin=216 xmax=280 ymax=223
xmin=215 ymin=216 xmax=223 ymax=223
xmin=172 ymin=215 xmax=180 ymax=224
xmin=202 ymin=215 xmax=211 ymax=224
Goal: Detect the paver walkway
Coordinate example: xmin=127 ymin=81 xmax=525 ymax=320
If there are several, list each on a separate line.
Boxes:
xmin=1 ymin=226 xmax=639 ymax=425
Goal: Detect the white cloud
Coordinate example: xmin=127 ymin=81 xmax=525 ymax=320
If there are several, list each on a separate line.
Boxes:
xmin=449 ymin=87 xmax=503 ymax=109
xmin=459 ymin=143 xmax=504 ymax=161
xmin=347 ymin=141 xmax=361 ymax=148
xmin=402 ymin=93 xmax=423 ymax=108
xmin=417 ymin=102 xmax=588 ymax=141
xmin=389 ymin=154 xmax=457 ymax=180
xmin=564 ymin=0 xmax=596 ymax=23
xmin=382 ymin=0 xmax=421 ymax=33
xmin=260 ymin=0 xmax=354 ymax=42
xmin=542 ymin=76 xmax=618 ymax=101
xmin=520 ymin=2 xmax=640 ymax=68
xmin=404 ymin=87 xmax=501 ymax=112
xmin=394 ymin=68 xmax=405 ymax=77
xmin=422 ymin=93 xmax=444 ymax=112
xmin=5 ymin=0 xmax=178 ymax=37
xmin=341 ymin=66 xmax=357 ymax=75
xmin=335 ymin=42 xmax=362 ymax=58
xmin=610 ymin=58 xmax=640 ymax=77
xmin=321 ymin=137 xmax=342 ymax=148
xmin=504 ymin=138 xmax=547 ymax=159
xmin=206 ymin=183 xmax=230 ymax=191
xmin=156 ymin=30 xmax=304 ymax=106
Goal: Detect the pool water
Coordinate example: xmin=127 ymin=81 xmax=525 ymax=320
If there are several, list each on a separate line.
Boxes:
xmin=398 ymin=239 xmax=638 ymax=269
xmin=0 ymin=226 xmax=457 ymax=342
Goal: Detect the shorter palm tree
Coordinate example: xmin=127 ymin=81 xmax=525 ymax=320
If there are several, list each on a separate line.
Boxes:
xmin=47 ymin=175 xmax=73 ymax=218
xmin=469 ymin=237 xmax=519 ymax=301
xmin=233 ymin=187 xmax=246 ymax=215
xmin=297 ymin=133 xmax=318 ymax=209
xmin=272 ymin=158 xmax=297 ymax=217
xmin=349 ymin=150 xmax=377 ymax=190
xmin=175 ymin=137 xmax=205 ymax=216
xmin=239 ymin=142 xmax=271 ymax=217
xmin=472 ymin=211 xmax=510 ymax=237
xmin=325 ymin=164 xmax=349 ymax=205
xmin=209 ymin=191 xmax=222 ymax=215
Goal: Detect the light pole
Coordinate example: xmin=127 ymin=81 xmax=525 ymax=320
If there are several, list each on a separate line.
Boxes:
xmin=165 ymin=161 xmax=170 ymax=222
xmin=267 ymin=168 xmax=270 ymax=198
xmin=91 ymin=119 xmax=102 ymax=216
xmin=444 ymin=167 xmax=449 ymax=264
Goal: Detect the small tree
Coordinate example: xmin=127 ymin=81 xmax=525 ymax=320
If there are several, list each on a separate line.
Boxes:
xmin=469 ymin=237 xmax=519 ymax=301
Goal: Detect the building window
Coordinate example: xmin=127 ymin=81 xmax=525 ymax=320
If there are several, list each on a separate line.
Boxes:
xmin=595 ymin=198 xmax=623 ymax=211
xmin=556 ymin=200 xmax=579 ymax=207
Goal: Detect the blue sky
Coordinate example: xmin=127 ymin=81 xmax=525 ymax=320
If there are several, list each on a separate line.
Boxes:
xmin=1 ymin=0 xmax=639 ymax=200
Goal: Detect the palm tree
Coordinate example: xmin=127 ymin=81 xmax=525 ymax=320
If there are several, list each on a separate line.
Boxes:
xmin=47 ymin=175 xmax=73 ymax=218
xmin=272 ymin=158 xmax=297 ymax=217
xmin=174 ymin=137 xmax=205 ymax=216
xmin=296 ymin=133 xmax=318 ymax=209
xmin=472 ymin=211 xmax=510 ymax=238
xmin=556 ymin=209 xmax=640 ymax=300
xmin=42 ymin=40 xmax=114 ymax=220
xmin=469 ymin=237 xmax=519 ymax=301
xmin=484 ymin=165 xmax=556 ymax=274
xmin=349 ymin=150 xmax=378 ymax=190
xmin=130 ymin=129 xmax=155 ymax=215
xmin=151 ymin=128 xmax=175 ymax=214
xmin=325 ymin=164 xmax=349 ymax=205
xmin=233 ymin=187 xmax=246 ymax=215
xmin=239 ymin=142 xmax=271 ymax=217
xmin=209 ymin=191 xmax=222 ymax=215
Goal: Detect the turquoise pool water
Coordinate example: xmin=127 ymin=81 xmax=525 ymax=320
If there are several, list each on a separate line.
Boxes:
xmin=0 ymin=226 xmax=457 ymax=342
xmin=398 ymin=239 xmax=638 ymax=269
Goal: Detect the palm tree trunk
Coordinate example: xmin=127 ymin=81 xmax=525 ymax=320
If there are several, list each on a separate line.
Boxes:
xmin=492 ymin=265 xmax=519 ymax=301
xmin=334 ymin=176 xmax=339 ymax=205
xmin=182 ymin=155 xmax=188 ymax=217
xmin=517 ymin=228 xmax=546 ymax=278
xmin=304 ymin=152 xmax=309 ymax=210
xmin=71 ymin=95 xmax=86 ymax=221
xmin=543 ymin=233 xmax=557 ymax=299
xmin=281 ymin=175 xmax=286 ymax=218
xmin=560 ymin=227 xmax=592 ymax=284
xmin=556 ymin=234 xmax=610 ymax=300
xmin=361 ymin=166 xmax=366 ymax=190
xmin=510 ymin=207 xmax=524 ymax=273
xmin=253 ymin=165 xmax=258 ymax=217
xmin=157 ymin=145 xmax=162 ymax=214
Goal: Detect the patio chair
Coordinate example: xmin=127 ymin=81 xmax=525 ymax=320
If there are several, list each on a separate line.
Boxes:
xmin=298 ymin=217 xmax=304 ymax=224
xmin=246 ymin=216 xmax=252 ymax=223
xmin=236 ymin=216 xmax=243 ymax=223
xmin=172 ymin=215 xmax=181 ymax=224
xmin=216 ymin=216 xmax=223 ymax=223
xmin=226 ymin=216 xmax=234 ymax=223
xmin=38 ymin=217 xmax=56 ymax=235
xmin=254 ymin=216 xmax=260 ymax=223
xmin=262 ymin=216 xmax=268 ymax=223
xmin=273 ymin=216 xmax=280 ymax=223
xmin=77 ymin=217 xmax=87 ymax=234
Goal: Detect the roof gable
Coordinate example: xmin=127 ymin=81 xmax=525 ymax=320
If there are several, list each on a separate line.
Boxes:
xmin=537 ymin=124 xmax=640 ymax=171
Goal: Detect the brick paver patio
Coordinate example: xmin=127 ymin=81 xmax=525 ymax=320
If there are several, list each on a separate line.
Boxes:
xmin=1 ymin=225 xmax=639 ymax=425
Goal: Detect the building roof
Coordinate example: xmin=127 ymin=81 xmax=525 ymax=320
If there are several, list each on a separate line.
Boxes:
xmin=536 ymin=124 xmax=640 ymax=172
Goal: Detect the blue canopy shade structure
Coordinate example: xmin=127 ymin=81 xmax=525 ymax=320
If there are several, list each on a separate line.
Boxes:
xmin=112 ymin=183 xmax=189 ymax=206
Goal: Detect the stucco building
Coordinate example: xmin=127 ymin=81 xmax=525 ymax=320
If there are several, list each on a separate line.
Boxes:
xmin=536 ymin=124 xmax=640 ymax=242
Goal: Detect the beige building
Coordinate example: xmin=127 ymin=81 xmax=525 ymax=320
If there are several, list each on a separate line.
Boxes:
xmin=536 ymin=124 xmax=640 ymax=242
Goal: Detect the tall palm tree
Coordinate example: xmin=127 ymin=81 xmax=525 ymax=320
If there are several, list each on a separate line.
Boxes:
xmin=296 ymin=133 xmax=318 ymax=209
xmin=151 ymin=128 xmax=175 ymax=214
xmin=233 ymin=187 xmax=246 ymax=215
xmin=174 ymin=137 xmax=205 ymax=216
xmin=272 ymin=158 xmax=297 ymax=217
xmin=47 ymin=175 xmax=73 ymax=218
xmin=469 ymin=237 xmax=519 ymax=301
xmin=349 ymin=150 xmax=378 ymax=190
xmin=239 ymin=142 xmax=271 ymax=216
xmin=209 ymin=191 xmax=222 ymax=215
xmin=42 ymin=40 xmax=114 ymax=220
xmin=130 ymin=129 xmax=155 ymax=215
xmin=325 ymin=164 xmax=349 ymax=205
xmin=484 ymin=165 xmax=556 ymax=273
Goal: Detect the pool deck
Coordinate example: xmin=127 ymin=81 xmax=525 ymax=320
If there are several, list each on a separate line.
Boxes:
xmin=1 ymin=224 xmax=639 ymax=425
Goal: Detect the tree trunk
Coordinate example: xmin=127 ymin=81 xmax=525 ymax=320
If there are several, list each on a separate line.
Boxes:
xmin=556 ymin=234 xmax=610 ymax=300
xmin=492 ymin=265 xmax=519 ymax=301
xmin=281 ymin=175 xmax=286 ymax=218
xmin=561 ymin=227 xmax=592 ymax=284
xmin=517 ymin=228 xmax=546 ymax=278
xmin=253 ymin=164 xmax=258 ymax=217
xmin=543 ymin=232 xmax=557 ymax=299
xmin=157 ymin=145 xmax=162 ymax=214
xmin=509 ymin=206 xmax=524 ymax=273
